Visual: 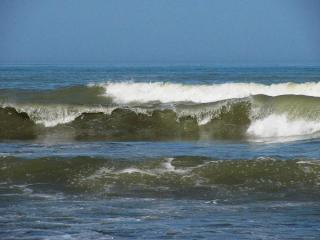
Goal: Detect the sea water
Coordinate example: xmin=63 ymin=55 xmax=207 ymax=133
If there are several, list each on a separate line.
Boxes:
xmin=0 ymin=64 xmax=320 ymax=239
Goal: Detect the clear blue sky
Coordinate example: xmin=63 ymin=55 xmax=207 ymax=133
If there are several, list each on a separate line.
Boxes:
xmin=0 ymin=0 xmax=319 ymax=65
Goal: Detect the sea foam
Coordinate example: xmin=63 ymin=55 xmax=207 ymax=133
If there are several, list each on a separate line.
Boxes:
xmin=247 ymin=114 xmax=320 ymax=138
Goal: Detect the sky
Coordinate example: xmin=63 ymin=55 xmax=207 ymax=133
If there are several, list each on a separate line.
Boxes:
xmin=0 ymin=0 xmax=319 ymax=65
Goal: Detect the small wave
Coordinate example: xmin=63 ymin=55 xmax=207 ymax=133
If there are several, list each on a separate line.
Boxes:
xmin=1 ymin=156 xmax=320 ymax=200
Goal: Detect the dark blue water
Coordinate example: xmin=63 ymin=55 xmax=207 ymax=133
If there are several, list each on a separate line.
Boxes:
xmin=1 ymin=64 xmax=320 ymax=89
xmin=1 ymin=65 xmax=320 ymax=239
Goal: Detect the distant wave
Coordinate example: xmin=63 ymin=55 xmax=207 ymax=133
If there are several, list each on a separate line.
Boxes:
xmin=100 ymin=81 xmax=320 ymax=103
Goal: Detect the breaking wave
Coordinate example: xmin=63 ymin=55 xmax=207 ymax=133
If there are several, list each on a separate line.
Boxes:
xmin=1 ymin=82 xmax=320 ymax=141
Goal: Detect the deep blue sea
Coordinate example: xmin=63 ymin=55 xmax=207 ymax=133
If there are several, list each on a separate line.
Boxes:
xmin=1 ymin=65 xmax=320 ymax=239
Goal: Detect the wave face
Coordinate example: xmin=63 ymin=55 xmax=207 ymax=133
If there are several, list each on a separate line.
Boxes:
xmin=1 ymin=156 xmax=319 ymax=200
xmin=1 ymin=82 xmax=320 ymax=141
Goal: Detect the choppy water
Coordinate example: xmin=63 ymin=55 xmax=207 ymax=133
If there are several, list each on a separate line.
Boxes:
xmin=1 ymin=65 xmax=320 ymax=239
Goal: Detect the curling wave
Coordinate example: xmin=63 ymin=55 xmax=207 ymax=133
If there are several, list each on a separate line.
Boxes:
xmin=1 ymin=82 xmax=320 ymax=141
xmin=1 ymin=96 xmax=320 ymax=141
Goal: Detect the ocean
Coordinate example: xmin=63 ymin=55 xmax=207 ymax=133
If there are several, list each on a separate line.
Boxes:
xmin=0 ymin=64 xmax=320 ymax=239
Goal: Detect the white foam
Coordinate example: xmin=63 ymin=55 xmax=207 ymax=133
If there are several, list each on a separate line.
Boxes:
xmin=101 ymin=81 xmax=320 ymax=103
xmin=159 ymin=158 xmax=191 ymax=174
xmin=162 ymin=157 xmax=176 ymax=171
xmin=247 ymin=114 xmax=320 ymax=138
xmin=297 ymin=161 xmax=320 ymax=165
xmin=118 ymin=168 xmax=153 ymax=175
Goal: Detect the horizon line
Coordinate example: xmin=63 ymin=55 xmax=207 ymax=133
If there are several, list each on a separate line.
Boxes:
xmin=1 ymin=61 xmax=320 ymax=67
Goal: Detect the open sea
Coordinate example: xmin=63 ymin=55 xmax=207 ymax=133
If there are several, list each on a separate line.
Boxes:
xmin=0 ymin=64 xmax=320 ymax=239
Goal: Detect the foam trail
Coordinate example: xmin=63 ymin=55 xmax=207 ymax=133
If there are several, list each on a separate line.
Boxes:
xmin=247 ymin=114 xmax=320 ymax=138
xmin=102 ymin=82 xmax=320 ymax=103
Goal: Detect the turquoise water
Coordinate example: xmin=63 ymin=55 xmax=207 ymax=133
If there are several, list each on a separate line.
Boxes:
xmin=1 ymin=65 xmax=320 ymax=239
